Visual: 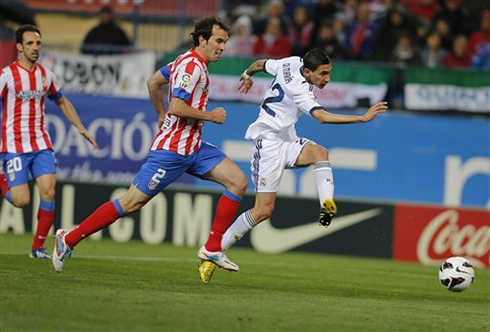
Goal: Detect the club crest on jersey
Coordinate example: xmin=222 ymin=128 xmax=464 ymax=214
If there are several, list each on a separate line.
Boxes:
xmin=148 ymin=179 xmax=159 ymax=190
xmin=179 ymin=73 xmax=192 ymax=89
xmin=41 ymin=76 xmax=48 ymax=89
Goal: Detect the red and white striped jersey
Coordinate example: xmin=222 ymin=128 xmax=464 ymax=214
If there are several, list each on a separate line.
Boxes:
xmin=0 ymin=60 xmax=62 ymax=153
xmin=150 ymin=49 xmax=210 ymax=155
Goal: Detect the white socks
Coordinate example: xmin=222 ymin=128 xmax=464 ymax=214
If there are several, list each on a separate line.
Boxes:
xmin=221 ymin=210 xmax=257 ymax=250
xmin=314 ymin=161 xmax=334 ymax=205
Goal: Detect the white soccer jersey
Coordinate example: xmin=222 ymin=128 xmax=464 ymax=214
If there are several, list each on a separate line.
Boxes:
xmin=245 ymin=56 xmax=322 ymax=142
xmin=0 ymin=61 xmax=62 ymax=153
xmin=150 ymin=49 xmax=210 ymax=155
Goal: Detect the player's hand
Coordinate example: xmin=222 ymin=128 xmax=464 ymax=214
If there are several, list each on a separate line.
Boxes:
xmin=361 ymin=101 xmax=388 ymax=123
xmin=209 ymin=107 xmax=226 ymax=124
xmin=238 ymin=76 xmax=254 ymax=94
xmin=79 ymin=128 xmax=99 ymax=150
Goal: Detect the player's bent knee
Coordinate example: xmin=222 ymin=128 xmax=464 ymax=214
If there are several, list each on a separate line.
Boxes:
xmin=12 ymin=197 xmax=30 ymax=208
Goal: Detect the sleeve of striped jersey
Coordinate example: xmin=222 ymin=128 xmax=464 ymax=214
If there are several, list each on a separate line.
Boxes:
xmin=0 ymin=69 xmax=5 ymax=101
xmin=47 ymin=69 xmax=63 ymax=101
xmin=264 ymin=59 xmax=279 ymax=75
xmin=293 ymin=84 xmax=322 ymax=117
xmin=171 ymin=60 xmax=200 ymax=103
xmin=159 ymin=62 xmax=173 ymax=80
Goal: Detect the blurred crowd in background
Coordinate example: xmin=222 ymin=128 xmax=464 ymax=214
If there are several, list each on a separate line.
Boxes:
xmin=219 ymin=0 xmax=489 ymax=70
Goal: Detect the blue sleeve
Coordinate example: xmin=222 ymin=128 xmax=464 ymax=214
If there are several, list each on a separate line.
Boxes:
xmin=160 ymin=65 xmax=170 ymax=81
xmin=171 ymin=88 xmax=191 ymax=103
xmin=48 ymin=90 xmax=63 ymax=101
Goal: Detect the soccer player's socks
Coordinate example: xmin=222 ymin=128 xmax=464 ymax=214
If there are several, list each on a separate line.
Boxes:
xmin=204 ymin=190 xmax=242 ymax=252
xmin=221 ymin=209 xmax=257 ymax=250
xmin=0 ymin=173 xmax=12 ymax=203
xmin=32 ymin=200 xmax=55 ymax=249
xmin=314 ymin=161 xmax=334 ymax=205
xmin=65 ymin=199 xmax=124 ymax=248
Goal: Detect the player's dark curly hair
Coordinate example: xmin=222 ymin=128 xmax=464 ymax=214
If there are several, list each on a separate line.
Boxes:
xmin=190 ymin=16 xmax=230 ymax=47
xmin=303 ymin=48 xmax=331 ymax=71
xmin=15 ymin=24 xmax=41 ymax=44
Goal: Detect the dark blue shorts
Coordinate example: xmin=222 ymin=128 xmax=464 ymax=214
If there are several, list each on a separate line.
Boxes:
xmin=132 ymin=142 xmax=227 ymax=196
xmin=1 ymin=149 xmax=57 ymax=187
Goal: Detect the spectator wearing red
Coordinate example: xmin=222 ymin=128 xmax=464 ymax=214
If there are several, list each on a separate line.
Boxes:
xmin=468 ymin=10 xmax=490 ymax=59
xmin=344 ymin=4 xmax=378 ymax=59
xmin=408 ymin=0 xmax=440 ymax=24
xmin=287 ymin=5 xmax=315 ymax=56
xmin=443 ymin=35 xmax=471 ymax=68
xmin=253 ymin=16 xmax=291 ymax=58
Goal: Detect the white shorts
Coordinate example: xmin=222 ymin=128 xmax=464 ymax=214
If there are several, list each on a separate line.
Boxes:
xmin=250 ymin=138 xmax=311 ymax=193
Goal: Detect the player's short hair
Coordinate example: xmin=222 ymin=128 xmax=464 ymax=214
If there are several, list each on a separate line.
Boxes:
xmin=15 ymin=24 xmax=41 ymax=44
xmin=190 ymin=16 xmax=230 ymax=47
xmin=303 ymin=48 xmax=331 ymax=71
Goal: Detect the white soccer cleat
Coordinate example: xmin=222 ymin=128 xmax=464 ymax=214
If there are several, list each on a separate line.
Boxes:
xmin=198 ymin=245 xmax=239 ymax=272
xmin=52 ymin=229 xmax=72 ymax=273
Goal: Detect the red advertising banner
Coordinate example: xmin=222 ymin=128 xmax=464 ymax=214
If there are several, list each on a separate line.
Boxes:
xmin=393 ymin=204 xmax=490 ymax=268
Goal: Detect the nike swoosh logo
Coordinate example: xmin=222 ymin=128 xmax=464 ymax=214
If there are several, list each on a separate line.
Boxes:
xmin=250 ymin=208 xmax=382 ymax=253
xmin=455 ymin=267 xmax=470 ymax=274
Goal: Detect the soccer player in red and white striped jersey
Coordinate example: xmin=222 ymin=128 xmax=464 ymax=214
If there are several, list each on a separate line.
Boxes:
xmin=0 ymin=25 xmax=98 ymax=259
xmin=52 ymin=16 xmax=247 ymax=282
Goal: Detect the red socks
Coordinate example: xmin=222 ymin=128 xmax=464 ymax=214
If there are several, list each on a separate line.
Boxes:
xmin=32 ymin=208 xmax=54 ymax=249
xmin=204 ymin=192 xmax=241 ymax=252
xmin=65 ymin=201 xmax=122 ymax=248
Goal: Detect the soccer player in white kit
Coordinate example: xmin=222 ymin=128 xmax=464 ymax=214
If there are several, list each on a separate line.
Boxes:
xmin=199 ymin=48 xmax=388 ymax=283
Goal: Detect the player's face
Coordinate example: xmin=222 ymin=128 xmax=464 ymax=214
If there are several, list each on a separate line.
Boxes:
xmin=17 ymin=31 xmax=41 ymax=64
xmin=201 ymin=25 xmax=228 ymax=62
xmin=307 ymin=63 xmax=332 ymax=89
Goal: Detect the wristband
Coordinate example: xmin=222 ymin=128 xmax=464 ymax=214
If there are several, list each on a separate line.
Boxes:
xmin=242 ymin=70 xmax=251 ymax=80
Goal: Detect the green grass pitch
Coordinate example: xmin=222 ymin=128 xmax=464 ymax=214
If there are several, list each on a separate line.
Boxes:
xmin=1 ymin=233 xmax=489 ymax=332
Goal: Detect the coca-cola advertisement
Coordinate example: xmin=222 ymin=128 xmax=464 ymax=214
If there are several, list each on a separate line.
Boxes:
xmin=393 ymin=204 xmax=490 ymax=268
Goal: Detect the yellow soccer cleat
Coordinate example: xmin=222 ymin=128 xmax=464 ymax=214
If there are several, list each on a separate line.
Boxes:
xmin=318 ymin=199 xmax=337 ymax=228
xmin=198 ymin=260 xmax=217 ymax=284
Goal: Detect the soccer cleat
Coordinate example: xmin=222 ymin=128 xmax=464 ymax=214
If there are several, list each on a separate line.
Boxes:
xmin=198 ymin=260 xmax=217 ymax=284
xmin=30 ymin=247 xmax=51 ymax=259
xmin=198 ymin=245 xmax=239 ymax=272
xmin=52 ymin=229 xmax=72 ymax=272
xmin=318 ymin=198 xmax=337 ymax=228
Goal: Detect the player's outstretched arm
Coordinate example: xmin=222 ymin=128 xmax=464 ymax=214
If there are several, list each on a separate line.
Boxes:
xmin=312 ymin=102 xmax=388 ymax=124
xmin=55 ymin=96 xmax=99 ymax=150
xmin=147 ymin=69 xmax=169 ymax=128
xmin=238 ymin=59 xmax=266 ymax=94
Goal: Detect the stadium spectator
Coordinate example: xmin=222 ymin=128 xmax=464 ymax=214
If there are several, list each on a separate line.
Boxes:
xmin=433 ymin=0 xmax=473 ymax=37
xmin=471 ymin=44 xmax=490 ymax=70
xmin=198 ymin=48 xmax=387 ymax=283
xmin=372 ymin=6 xmax=416 ymax=62
xmin=433 ymin=18 xmax=453 ymax=51
xmin=332 ymin=12 xmax=349 ymax=45
xmin=312 ymin=0 xmax=340 ymax=28
xmin=252 ymin=0 xmax=289 ymax=36
xmin=310 ymin=21 xmax=347 ymax=59
xmin=223 ymin=15 xmax=255 ymax=57
xmin=407 ymin=0 xmax=440 ymax=25
xmin=0 ymin=25 xmax=98 ymax=259
xmin=81 ymin=5 xmax=130 ymax=55
xmin=344 ymin=4 xmax=378 ymax=59
xmin=52 ymin=16 xmax=248 ymax=279
xmin=421 ymin=31 xmax=447 ymax=68
xmin=467 ymin=9 xmax=490 ymax=59
xmin=390 ymin=31 xmax=422 ymax=65
xmin=443 ymin=35 xmax=472 ymax=68
xmin=253 ymin=16 xmax=291 ymax=58
xmin=287 ymin=5 xmax=315 ymax=56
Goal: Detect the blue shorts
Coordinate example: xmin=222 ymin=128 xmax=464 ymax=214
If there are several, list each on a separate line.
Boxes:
xmin=132 ymin=142 xmax=227 ymax=196
xmin=1 ymin=149 xmax=57 ymax=187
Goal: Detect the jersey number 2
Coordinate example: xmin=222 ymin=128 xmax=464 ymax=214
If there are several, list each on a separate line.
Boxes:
xmin=261 ymin=83 xmax=284 ymax=117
